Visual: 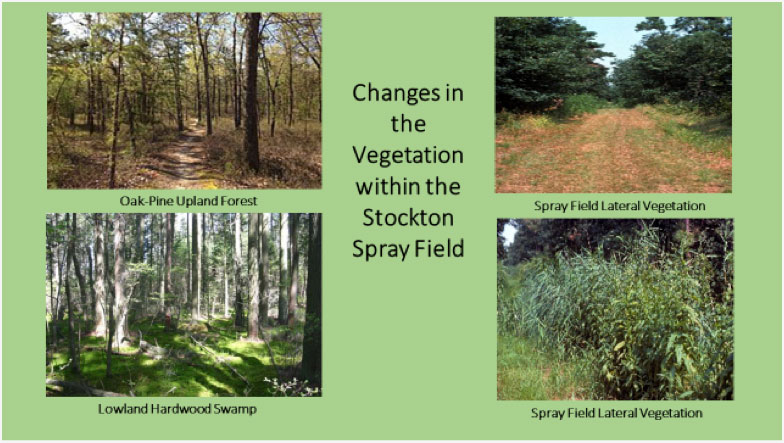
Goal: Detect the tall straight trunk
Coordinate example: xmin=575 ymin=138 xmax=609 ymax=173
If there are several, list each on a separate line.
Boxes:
xmin=51 ymin=214 xmax=62 ymax=347
xmin=287 ymin=214 xmax=299 ymax=326
xmin=244 ymin=13 xmax=261 ymax=172
xmin=108 ymin=20 xmax=125 ymax=189
xmin=301 ymin=213 xmax=321 ymax=387
xmin=192 ymin=32 xmax=202 ymax=123
xmin=196 ymin=14 xmax=212 ymax=135
xmin=200 ymin=214 xmax=206 ymax=320
xmin=159 ymin=214 xmax=165 ymax=312
xmin=71 ymin=215 xmax=89 ymax=323
xmin=86 ymin=14 xmax=95 ymax=134
xmin=223 ymin=244 xmax=230 ymax=318
xmin=112 ymin=214 xmax=128 ymax=346
xmin=64 ymin=214 xmax=81 ymax=374
xmin=165 ymin=213 xmax=174 ymax=317
xmin=234 ymin=213 xmax=243 ymax=327
xmin=224 ymin=214 xmax=230 ymax=318
xmin=92 ymin=214 xmax=107 ymax=337
xmin=207 ymin=214 xmax=212 ymax=321
xmin=260 ymin=213 xmax=270 ymax=325
xmin=260 ymin=30 xmax=277 ymax=138
xmin=278 ymin=213 xmax=289 ymax=325
xmin=88 ymin=240 xmax=96 ymax=314
xmin=233 ymin=15 xmax=241 ymax=128
xmin=287 ymin=39 xmax=294 ymax=127
xmin=248 ymin=213 xmax=260 ymax=340
xmin=190 ymin=213 xmax=198 ymax=322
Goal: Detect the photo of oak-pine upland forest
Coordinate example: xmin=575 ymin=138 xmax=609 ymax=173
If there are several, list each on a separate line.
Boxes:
xmin=497 ymin=219 xmax=733 ymax=400
xmin=46 ymin=213 xmax=322 ymax=397
xmin=495 ymin=17 xmax=731 ymax=193
xmin=47 ymin=13 xmax=321 ymax=189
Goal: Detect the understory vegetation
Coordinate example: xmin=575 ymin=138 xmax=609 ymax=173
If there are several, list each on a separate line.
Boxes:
xmin=497 ymin=219 xmax=733 ymax=400
xmin=47 ymin=318 xmax=304 ymax=397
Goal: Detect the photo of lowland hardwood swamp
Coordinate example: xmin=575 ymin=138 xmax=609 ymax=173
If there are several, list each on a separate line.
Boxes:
xmin=47 ymin=13 xmax=321 ymax=189
xmin=46 ymin=213 xmax=322 ymax=397
xmin=495 ymin=17 xmax=731 ymax=193
xmin=497 ymin=219 xmax=733 ymax=400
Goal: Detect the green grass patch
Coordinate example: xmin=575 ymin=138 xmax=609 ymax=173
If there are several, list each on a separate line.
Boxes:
xmin=643 ymin=105 xmax=732 ymax=158
xmin=497 ymin=335 xmax=597 ymax=400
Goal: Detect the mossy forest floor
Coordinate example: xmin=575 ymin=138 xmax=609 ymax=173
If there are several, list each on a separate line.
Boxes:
xmin=46 ymin=318 xmax=304 ymax=397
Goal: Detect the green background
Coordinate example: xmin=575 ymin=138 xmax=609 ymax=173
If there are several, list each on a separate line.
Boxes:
xmin=3 ymin=2 xmax=781 ymax=439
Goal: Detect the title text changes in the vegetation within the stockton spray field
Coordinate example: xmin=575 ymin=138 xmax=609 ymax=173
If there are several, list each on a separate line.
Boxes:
xmin=120 ymin=195 xmax=257 ymax=208
xmin=349 ymin=82 xmax=466 ymax=262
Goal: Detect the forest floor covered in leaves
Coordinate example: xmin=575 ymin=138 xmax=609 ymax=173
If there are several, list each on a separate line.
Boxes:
xmin=495 ymin=106 xmax=731 ymax=193
xmin=47 ymin=117 xmax=321 ymax=189
xmin=46 ymin=318 xmax=304 ymax=397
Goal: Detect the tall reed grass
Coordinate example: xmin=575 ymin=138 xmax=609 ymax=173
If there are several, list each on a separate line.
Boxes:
xmin=498 ymin=229 xmax=733 ymax=400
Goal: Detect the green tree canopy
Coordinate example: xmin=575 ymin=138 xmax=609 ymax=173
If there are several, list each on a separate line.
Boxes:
xmin=495 ymin=17 xmax=613 ymax=112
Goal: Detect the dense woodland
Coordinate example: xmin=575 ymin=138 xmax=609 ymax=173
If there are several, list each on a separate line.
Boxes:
xmin=495 ymin=17 xmax=732 ymax=193
xmin=497 ymin=219 xmax=733 ymax=400
xmin=47 ymin=13 xmax=321 ymax=189
xmin=46 ymin=213 xmax=322 ymax=397
xmin=496 ymin=17 xmax=732 ymax=114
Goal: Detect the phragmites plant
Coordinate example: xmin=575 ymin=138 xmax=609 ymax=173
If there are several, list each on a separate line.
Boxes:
xmin=498 ymin=221 xmax=733 ymax=400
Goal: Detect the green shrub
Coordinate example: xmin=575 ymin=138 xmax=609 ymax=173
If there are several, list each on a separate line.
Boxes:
xmin=498 ymin=229 xmax=733 ymax=400
xmin=554 ymin=94 xmax=605 ymax=118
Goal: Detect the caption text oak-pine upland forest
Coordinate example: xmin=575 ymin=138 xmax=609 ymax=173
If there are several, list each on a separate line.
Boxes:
xmin=46 ymin=213 xmax=322 ymax=397
xmin=47 ymin=13 xmax=321 ymax=189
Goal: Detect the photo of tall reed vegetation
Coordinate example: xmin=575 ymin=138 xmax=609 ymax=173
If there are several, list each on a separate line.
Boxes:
xmin=497 ymin=219 xmax=733 ymax=400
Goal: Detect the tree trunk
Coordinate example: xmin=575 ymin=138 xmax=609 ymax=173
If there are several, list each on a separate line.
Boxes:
xmin=165 ymin=213 xmax=174 ymax=318
xmin=92 ymin=214 xmax=107 ymax=337
xmin=288 ymin=213 xmax=299 ymax=326
xmin=244 ymin=13 xmax=261 ymax=172
xmin=71 ymin=215 xmax=89 ymax=323
xmin=234 ymin=213 xmax=243 ymax=327
xmin=300 ymin=213 xmax=321 ymax=387
xmin=248 ymin=213 xmax=260 ymax=340
xmin=65 ymin=214 xmax=81 ymax=374
xmin=287 ymin=39 xmax=294 ymax=127
xmin=190 ymin=213 xmax=198 ymax=322
xmin=196 ymin=13 xmax=212 ymax=135
xmin=113 ymin=214 xmax=128 ymax=346
xmin=108 ymin=19 xmax=125 ymax=189
xmin=278 ymin=213 xmax=289 ymax=325
xmin=260 ymin=213 xmax=270 ymax=325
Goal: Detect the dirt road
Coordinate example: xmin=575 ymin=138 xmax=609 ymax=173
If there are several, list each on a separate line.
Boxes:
xmin=140 ymin=120 xmax=221 ymax=189
xmin=495 ymin=108 xmax=731 ymax=193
